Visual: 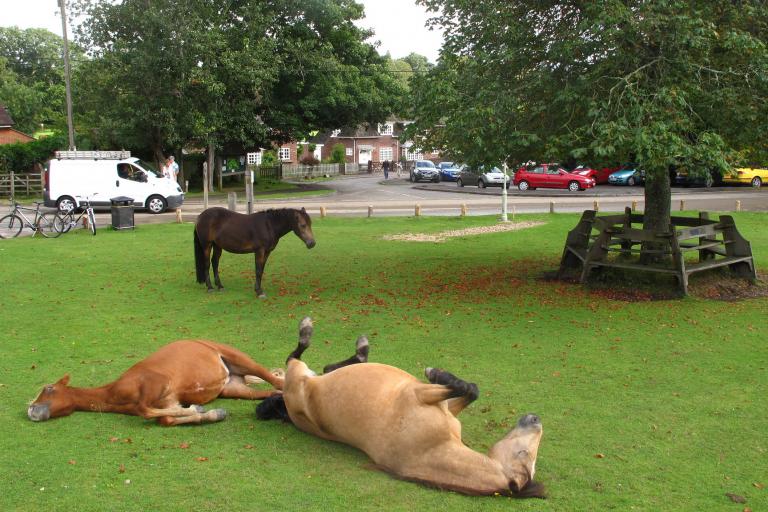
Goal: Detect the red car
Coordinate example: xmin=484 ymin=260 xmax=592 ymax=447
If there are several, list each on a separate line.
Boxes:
xmin=569 ymin=165 xmax=615 ymax=184
xmin=513 ymin=163 xmax=596 ymax=191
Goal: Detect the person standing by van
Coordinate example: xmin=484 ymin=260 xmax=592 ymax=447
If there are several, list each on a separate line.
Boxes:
xmin=168 ymin=155 xmax=179 ymax=183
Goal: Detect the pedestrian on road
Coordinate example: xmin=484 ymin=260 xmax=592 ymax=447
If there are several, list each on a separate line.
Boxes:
xmin=395 ymin=161 xmax=402 ymax=178
xmin=383 ymin=160 xmax=390 ymax=179
xmin=168 ymin=155 xmax=179 ymax=182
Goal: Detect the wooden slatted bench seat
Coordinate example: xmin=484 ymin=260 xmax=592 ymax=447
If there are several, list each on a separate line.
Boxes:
xmin=558 ymin=208 xmax=756 ymax=295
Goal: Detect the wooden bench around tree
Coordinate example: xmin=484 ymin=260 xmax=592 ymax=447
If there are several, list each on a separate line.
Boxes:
xmin=558 ymin=208 xmax=757 ymax=295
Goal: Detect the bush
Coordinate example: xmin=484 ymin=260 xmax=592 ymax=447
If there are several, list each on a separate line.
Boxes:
xmin=331 ymin=143 xmax=346 ymax=164
xmin=0 ymin=134 xmax=66 ymax=173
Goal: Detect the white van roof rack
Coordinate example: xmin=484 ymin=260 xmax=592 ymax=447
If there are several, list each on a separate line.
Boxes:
xmin=55 ymin=150 xmax=132 ymax=160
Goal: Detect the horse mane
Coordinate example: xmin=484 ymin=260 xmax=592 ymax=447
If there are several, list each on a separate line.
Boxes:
xmin=255 ymin=394 xmax=292 ymax=422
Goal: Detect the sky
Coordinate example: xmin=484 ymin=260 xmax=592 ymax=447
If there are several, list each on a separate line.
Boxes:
xmin=1 ymin=0 xmax=444 ymax=62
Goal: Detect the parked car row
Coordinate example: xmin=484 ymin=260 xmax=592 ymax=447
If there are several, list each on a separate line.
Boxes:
xmin=408 ymin=160 xmax=767 ymax=190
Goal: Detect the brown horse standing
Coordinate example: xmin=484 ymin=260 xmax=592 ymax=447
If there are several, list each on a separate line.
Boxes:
xmin=194 ymin=207 xmax=316 ymax=297
xmin=28 ymin=340 xmax=284 ymax=426
xmin=258 ymin=318 xmax=545 ymax=498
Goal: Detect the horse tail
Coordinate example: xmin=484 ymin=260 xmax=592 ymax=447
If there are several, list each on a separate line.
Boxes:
xmin=194 ymin=228 xmax=207 ymax=283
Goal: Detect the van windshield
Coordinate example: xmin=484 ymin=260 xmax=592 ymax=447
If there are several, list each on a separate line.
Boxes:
xmin=139 ymin=160 xmax=163 ymax=178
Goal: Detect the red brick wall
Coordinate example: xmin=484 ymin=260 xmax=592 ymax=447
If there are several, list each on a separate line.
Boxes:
xmin=0 ymin=128 xmax=35 ymax=145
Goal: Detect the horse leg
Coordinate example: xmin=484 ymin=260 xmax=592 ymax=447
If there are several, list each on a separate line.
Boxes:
xmin=202 ymin=243 xmax=215 ymax=292
xmin=157 ymin=409 xmax=228 ymax=426
xmin=286 ymin=317 xmax=313 ymax=363
xmin=211 ymin=244 xmax=225 ymax=290
xmin=219 ymin=375 xmax=281 ymax=399
xmin=415 ymin=368 xmax=480 ymax=416
xmin=219 ymin=350 xmax=285 ymax=390
xmin=322 ymin=335 xmax=369 ymax=373
xmin=254 ymin=248 xmax=270 ymax=298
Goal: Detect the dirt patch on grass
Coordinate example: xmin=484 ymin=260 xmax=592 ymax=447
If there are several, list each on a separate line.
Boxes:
xmin=548 ymin=268 xmax=768 ymax=302
xmin=382 ymin=221 xmax=545 ymax=243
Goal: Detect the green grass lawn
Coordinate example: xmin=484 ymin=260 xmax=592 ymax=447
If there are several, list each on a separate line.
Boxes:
xmin=0 ymin=213 xmax=766 ymax=511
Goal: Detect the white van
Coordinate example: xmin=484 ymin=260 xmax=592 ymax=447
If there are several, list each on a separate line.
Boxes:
xmin=44 ymin=150 xmax=184 ymax=214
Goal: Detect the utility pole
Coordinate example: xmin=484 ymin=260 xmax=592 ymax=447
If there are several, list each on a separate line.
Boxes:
xmin=501 ymin=162 xmax=509 ymax=222
xmin=58 ymin=0 xmax=76 ymax=150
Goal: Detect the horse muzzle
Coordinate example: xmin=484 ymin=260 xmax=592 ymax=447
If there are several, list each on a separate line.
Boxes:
xmin=305 ymin=239 xmax=316 ymax=249
xmin=28 ymin=404 xmax=51 ymax=422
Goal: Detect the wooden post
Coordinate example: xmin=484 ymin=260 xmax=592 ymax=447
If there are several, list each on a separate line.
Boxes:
xmin=512 ymin=204 xmax=516 ymax=221
xmin=227 ymin=192 xmax=237 ymax=211
xmin=460 ymin=203 xmax=467 ymax=217
xmin=415 ymin=204 xmax=421 ymax=217
xmin=593 ymin=200 xmax=599 ymax=212
xmin=175 ymin=208 xmax=183 ymax=223
xmin=185 ymin=180 xmax=189 ymax=193
xmin=736 ymin=200 xmax=741 ymax=212
xmin=631 ymin=200 xmax=637 ymax=212
xmin=10 ymin=171 xmax=14 ymax=200
xmin=320 ymin=206 xmax=327 ymax=218
xmin=679 ymin=199 xmax=685 ymax=211
xmin=368 ymin=205 xmax=373 ymax=217
xmin=549 ymin=201 xmax=555 ymax=214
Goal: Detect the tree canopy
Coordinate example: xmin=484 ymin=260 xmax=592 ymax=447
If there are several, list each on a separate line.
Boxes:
xmin=411 ymin=0 xmax=768 ymax=229
xmin=71 ymin=0 xmax=404 ymax=162
xmin=0 ymin=27 xmax=76 ymax=134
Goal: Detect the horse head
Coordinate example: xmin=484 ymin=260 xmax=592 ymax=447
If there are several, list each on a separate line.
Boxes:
xmin=293 ymin=208 xmax=316 ymax=249
xmin=488 ymin=413 xmax=545 ymax=497
xmin=28 ymin=375 xmax=74 ymax=422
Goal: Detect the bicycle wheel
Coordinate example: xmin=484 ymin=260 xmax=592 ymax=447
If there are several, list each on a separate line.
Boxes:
xmin=58 ymin=211 xmax=75 ymax=233
xmin=0 ymin=214 xmax=24 ymax=238
xmin=38 ymin=213 xmax=63 ymax=238
xmin=87 ymin=209 xmax=96 ymax=235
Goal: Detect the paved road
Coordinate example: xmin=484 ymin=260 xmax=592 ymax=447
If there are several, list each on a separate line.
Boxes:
xmin=167 ymin=174 xmax=767 ymax=219
xmin=15 ymin=174 xmax=765 ymax=234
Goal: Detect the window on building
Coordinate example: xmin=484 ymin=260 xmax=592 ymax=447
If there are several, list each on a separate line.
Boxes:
xmin=404 ymin=148 xmax=423 ymax=161
xmin=246 ymin=152 xmax=261 ymax=165
xmin=379 ymin=147 xmax=393 ymax=161
xmin=279 ymin=147 xmax=291 ymax=161
xmin=345 ymin=147 xmax=353 ymax=156
xmin=331 ymin=129 xmax=341 ymax=137
xmin=378 ymin=123 xmax=393 ymax=135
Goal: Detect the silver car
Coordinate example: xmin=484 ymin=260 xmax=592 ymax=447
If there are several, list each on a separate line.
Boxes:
xmin=410 ymin=160 xmax=439 ymax=183
xmin=456 ymin=165 xmax=511 ymax=188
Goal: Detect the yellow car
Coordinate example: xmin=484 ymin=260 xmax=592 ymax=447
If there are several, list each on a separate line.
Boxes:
xmin=723 ymin=167 xmax=768 ymax=188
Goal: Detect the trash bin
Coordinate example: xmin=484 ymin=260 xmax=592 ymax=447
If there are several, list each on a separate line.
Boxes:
xmin=110 ymin=196 xmax=135 ymax=230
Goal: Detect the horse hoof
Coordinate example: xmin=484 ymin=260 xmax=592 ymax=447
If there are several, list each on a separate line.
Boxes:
xmin=218 ymin=287 xmax=225 ymax=292
xmin=191 ymin=404 xmax=205 ymax=413
xmin=258 ymin=293 xmax=267 ymax=299
xmin=210 ymin=409 xmax=227 ymax=422
xmin=207 ymin=288 xmax=215 ymax=294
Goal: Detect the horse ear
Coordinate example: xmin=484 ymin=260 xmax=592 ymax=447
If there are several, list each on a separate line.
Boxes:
xmin=57 ymin=374 xmax=71 ymax=386
xmin=301 ymin=207 xmax=306 ymax=213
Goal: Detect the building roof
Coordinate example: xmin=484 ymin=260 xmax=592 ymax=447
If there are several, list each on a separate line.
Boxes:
xmin=0 ymin=105 xmax=14 ymax=127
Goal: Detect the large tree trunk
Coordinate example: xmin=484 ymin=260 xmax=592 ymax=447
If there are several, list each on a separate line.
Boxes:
xmin=641 ymin=168 xmax=672 ymax=263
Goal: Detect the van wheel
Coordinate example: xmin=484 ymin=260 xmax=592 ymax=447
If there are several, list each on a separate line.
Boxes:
xmin=57 ymin=196 xmax=76 ymax=213
xmin=146 ymin=195 xmax=167 ymax=214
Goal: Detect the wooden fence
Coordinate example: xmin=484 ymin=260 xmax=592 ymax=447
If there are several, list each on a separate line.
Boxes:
xmin=245 ymin=163 xmax=352 ymax=180
xmin=0 ymin=172 xmax=43 ymax=198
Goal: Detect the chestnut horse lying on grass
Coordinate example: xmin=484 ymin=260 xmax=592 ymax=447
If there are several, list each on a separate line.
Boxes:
xmin=257 ymin=318 xmax=545 ymax=498
xmin=28 ymin=340 xmax=283 ymax=426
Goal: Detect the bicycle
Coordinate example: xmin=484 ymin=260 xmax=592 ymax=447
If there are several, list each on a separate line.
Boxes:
xmin=0 ymin=201 xmax=63 ymax=239
xmin=57 ymin=194 xmax=97 ymax=236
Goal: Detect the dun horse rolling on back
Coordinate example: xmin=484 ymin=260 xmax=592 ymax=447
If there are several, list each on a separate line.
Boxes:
xmin=258 ymin=318 xmax=545 ymax=498
xmin=28 ymin=340 xmax=284 ymax=426
xmin=194 ymin=207 xmax=316 ymax=297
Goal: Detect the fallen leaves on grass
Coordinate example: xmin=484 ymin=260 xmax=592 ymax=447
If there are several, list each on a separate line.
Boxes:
xmin=196 ymin=457 xmax=208 ymax=462
xmin=726 ymin=493 xmax=747 ymax=503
